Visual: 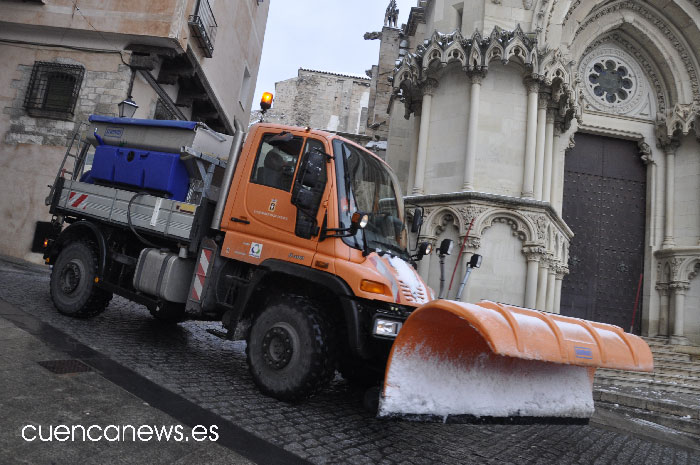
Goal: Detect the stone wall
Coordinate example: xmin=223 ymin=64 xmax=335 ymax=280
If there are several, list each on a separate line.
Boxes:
xmin=257 ymin=69 xmax=372 ymax=136
xmin=0 ymin=46 xmax=131 ymax=262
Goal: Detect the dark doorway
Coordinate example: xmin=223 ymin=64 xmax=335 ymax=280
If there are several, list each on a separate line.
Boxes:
xmin=561 ymin=134 xmax=646 ymax=332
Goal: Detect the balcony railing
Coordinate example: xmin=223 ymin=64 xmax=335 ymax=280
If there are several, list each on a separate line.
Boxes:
xmin=188 ymin=0 xmax=217 ymax=58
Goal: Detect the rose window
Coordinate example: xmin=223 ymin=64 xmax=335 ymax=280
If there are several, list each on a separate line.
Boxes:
xmin=587 ymin=59 xmax=635 ymax=104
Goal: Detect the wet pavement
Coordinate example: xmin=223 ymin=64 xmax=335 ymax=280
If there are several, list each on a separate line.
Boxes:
xmin=1 ymin=256 xmax=699 ymax=464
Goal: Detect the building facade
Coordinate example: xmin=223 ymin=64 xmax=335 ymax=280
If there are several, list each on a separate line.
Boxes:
xmin=377 ymin=0 xmax=700 ymax=344
xmin=0 ymin=0 xmax=269 ymax=262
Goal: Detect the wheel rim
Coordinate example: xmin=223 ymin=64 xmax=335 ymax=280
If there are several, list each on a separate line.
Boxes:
xmin=60 ymin=260 xmax=84 ymax=295
xmin=262 ymin=325 xmax=296 ymax=370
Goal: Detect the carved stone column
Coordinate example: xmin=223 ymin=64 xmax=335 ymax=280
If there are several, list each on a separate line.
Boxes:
xmin=662 ymin=141 xmax=679 ymax=247
xmin=521 ymin=78 xmax=539 ymax=199
xmin=669 ymin=281 xmax=690 ymax=345
xmin=655 ymin=283 xmax=669 ymax=337
xmin=536 ymin=257 xmax=549 ymax=311
xmin=545 ymin=262 xmax=556 ymax=313
xmin=639 ymin=143 xmax=654 ymax=246
xmin=553 ymin=266 xmax=568 ymax=314
xmin=463 ymin=72 xmax=484 ymax=191
xmin=543 ymin=110 xmax=555 ymax=203
xmin=523 ymin=246 xmax=543 ymax=309
xmin=534 ymin=93 xmax=548 ymax=201
xmin=413 ymin=80 xmax=438 ymax=195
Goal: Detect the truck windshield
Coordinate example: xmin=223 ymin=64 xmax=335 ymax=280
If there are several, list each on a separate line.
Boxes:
xmin=333 ymin=140 xmax=409 ymax=259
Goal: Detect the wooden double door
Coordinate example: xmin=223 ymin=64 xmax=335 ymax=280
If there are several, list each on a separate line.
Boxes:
xmin=560 ymin=134 xmax=646 ymax=332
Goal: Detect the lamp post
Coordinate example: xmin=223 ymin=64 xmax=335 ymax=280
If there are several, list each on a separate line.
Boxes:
xmin=118 ymin=96 xmax=138 ymax=118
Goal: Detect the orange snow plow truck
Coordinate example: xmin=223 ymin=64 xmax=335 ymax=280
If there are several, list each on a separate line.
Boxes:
xmin=40 ymin=100 xmax=652 ymax=423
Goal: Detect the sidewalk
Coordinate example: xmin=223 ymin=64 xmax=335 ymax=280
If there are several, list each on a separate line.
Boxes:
xmin=0 ymin=313 xmax=252 ymax=465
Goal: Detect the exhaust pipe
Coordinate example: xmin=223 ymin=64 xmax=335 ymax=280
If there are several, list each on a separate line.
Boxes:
xmin=211 ymin=118 xmax=246 ymax=230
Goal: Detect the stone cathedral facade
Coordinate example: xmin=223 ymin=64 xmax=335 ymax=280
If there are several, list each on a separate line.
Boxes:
xmin=368 ymin=0 xmax=700 ymax=344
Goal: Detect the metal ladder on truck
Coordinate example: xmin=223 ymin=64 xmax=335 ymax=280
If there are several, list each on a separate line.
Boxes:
xmin=45 ymin=122 xmax=89 ymax=207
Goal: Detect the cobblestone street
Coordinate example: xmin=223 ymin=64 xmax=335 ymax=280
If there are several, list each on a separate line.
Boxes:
xmin=1 ymin=258 xmax=698 ymax=465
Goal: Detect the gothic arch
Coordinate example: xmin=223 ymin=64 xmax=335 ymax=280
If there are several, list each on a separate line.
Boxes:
xmin=475 ymin=210 xmax=537 ymax=244
xmin=423 ymin=206 xmax=464 ymax=238
xmin=683 ymin=258 xmax=700 ymax=282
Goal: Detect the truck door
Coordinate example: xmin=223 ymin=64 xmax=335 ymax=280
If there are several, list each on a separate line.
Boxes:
xmin=221 ymin=131 xmax=330 ymax=269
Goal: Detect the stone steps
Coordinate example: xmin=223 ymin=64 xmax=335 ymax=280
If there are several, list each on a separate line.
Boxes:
xmin=594 ymin=402 xmax=700 ymax=439
xmin=595 ymin=376 xmax=700 ymax=396
xmin=591 ymin=336 xmax=700 ymax=438
xmin=596 ymin=369 xmax=700 ymax=389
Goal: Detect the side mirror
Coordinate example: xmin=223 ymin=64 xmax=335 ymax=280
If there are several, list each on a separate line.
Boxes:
xmin=291 ymin=149 xmax=328 ymax=239
xmin=410 ymin=207 xmax=424 ymax=233
xmin=414 ymin=241 xmax=433 ymax=261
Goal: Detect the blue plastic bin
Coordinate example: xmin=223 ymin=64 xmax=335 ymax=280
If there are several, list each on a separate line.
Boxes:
xmin=91 ymin=145 xmax=189 ymax=201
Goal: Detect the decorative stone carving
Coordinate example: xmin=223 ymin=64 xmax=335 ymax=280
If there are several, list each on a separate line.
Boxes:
xmin=582 ymin=33 xmax=666 ymax=114
xmin=670 ymin=257 xmax=685 ymax=281
xmin=669 ymin=281 xmax=690 ymax=292
xmin=563 ymin=0 xmax=582 ymax=26
xmin=663 ymin=103 xmax=700 ymax=138
xmin=421 ymin=78 xmax=439 ymax=96
xmin=568 ymin=133 xmax=576 ymax=149
xmin=523 ymin=246 xmax=546 ymax=261
xmin=578 ymin=44 xmax=651 ymax=117
xmin=468 ymin=70 xmax=486 ymax=85
xmin=432 ymin=211 xmax=459 ymax=236
xmin=638 ymin=141 xmax=653 ymax=164
xmin=574 ymin=1 xmax=700 ymax=104
xmin=364 ymin=31 xmax=382 ymax=41
xmin=523 ymin=0 xmax=534 ymax=10
xmin=385 ymin=0 xmax=399 ymax=28
xmin=457 ymin=205 xmax=487 ymax=224
xmin=526 ymin=213 xmax=548 ymax=242
xmin=465 ymin=236 xmax=481 ymax=250
xmin=689 ymin=262 xmax=700 ymax=281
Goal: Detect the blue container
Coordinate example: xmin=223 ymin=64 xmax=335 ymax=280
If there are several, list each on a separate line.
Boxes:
xmin=91 ymin=145 xmax=189 ymax=201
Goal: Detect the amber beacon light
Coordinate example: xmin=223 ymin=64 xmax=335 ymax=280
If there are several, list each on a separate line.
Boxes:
xmin=260 ymin=92 xmax=273 ymax=111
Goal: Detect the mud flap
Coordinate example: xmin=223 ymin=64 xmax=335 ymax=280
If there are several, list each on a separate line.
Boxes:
xmin=378 ymin=300 xmax=653 ymax=423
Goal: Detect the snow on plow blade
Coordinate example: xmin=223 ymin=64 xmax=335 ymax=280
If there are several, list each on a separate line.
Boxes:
xmin=378 ymin=300 xmax=653 ymax=423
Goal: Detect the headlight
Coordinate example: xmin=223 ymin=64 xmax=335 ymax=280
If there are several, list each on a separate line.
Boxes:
xmin=373 ymin=318 xmax=403 ymax=337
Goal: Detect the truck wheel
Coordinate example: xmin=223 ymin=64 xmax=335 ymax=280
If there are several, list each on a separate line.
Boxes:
xmin=149 ymin=302 xmax=186 ymax=324
xmin=246 ymin=296 xmax=336 ymax=402
xmin=50 ymin=241 xmax=111 ymax=318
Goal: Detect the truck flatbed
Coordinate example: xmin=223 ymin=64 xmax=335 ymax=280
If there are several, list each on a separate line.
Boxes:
xmin=55 ymin=179 xmax=201 ymax=242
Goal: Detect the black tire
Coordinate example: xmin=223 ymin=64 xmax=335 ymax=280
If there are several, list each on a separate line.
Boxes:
xmin=149 ymin=301 xmax=186 ymax=324
xmin=50 ymin=241 xmax=111 ymax=318
xmin=246 ymin=295 xmax=336 ymax=402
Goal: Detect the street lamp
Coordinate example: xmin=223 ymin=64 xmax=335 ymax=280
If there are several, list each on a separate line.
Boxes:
xmin=118 ymin=96 xmax=138 ymax=118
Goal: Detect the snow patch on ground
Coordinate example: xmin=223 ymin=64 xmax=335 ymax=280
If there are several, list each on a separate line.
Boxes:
xmin=379 ymin=344 xmax=595 ymax=419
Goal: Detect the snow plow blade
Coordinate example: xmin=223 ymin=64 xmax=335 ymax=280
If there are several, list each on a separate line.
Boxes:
xmin=378 ymin=300 xmax=653 ymax=423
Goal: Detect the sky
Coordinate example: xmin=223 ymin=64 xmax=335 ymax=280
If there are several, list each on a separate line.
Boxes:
xmin=251 ymin=0 xmax=416 ymax=112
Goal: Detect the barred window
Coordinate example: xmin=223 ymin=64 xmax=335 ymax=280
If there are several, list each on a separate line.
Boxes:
xmin=24 ymin=62 xmax=84 ymax=119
